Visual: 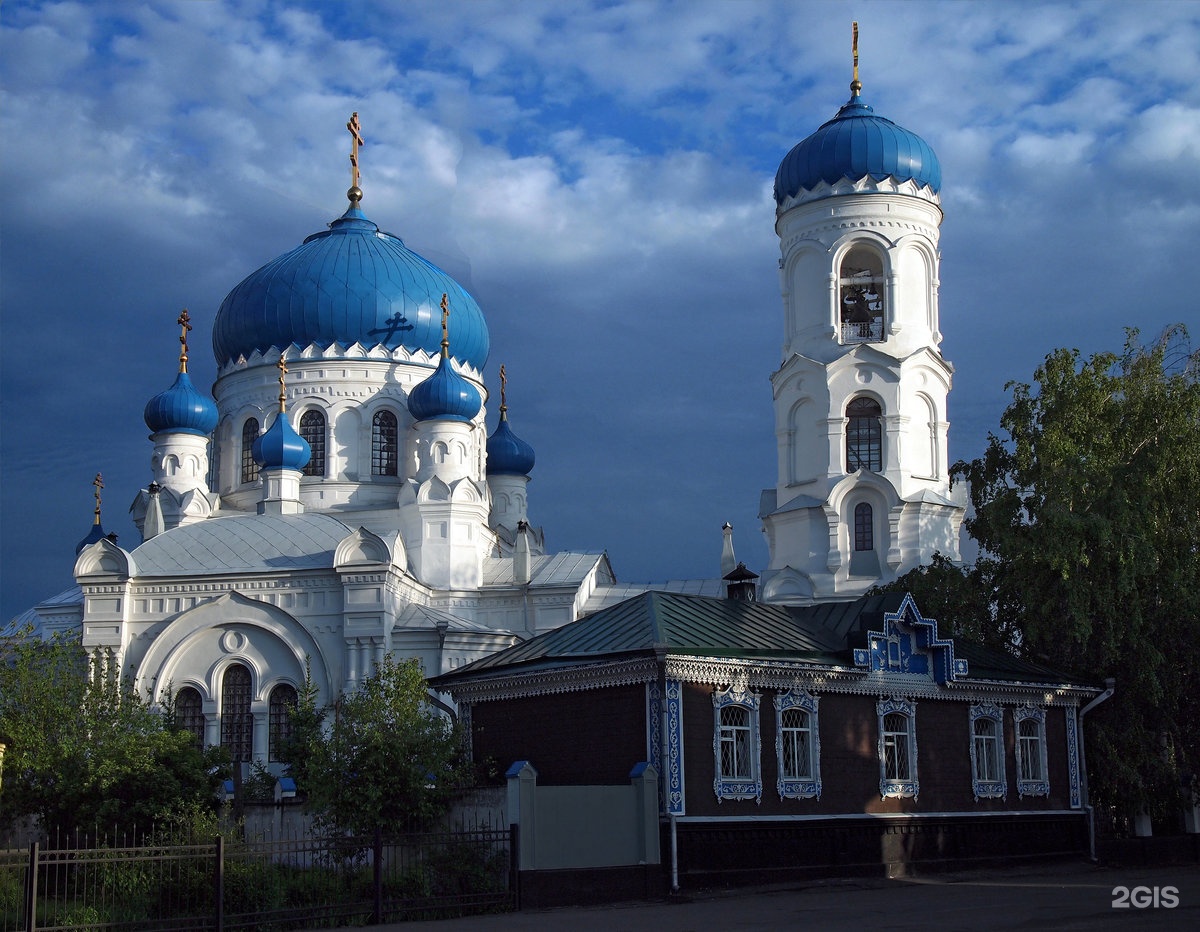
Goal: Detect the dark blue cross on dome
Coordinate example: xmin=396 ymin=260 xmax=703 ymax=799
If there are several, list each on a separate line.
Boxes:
xmin=368 ymin=311 xmax=415 ymax=347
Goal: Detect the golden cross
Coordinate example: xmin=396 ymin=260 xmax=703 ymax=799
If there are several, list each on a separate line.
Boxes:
xmin=177 ymin=308 xmax=192 ymax=373
xmin=499 ymin=364 xmax=508 ymax=413
xmin=347 ymin=112 xmax=364 ymax=191
xmin=440 ymin=293 xmax=450 ymax=356
xmin=277 ymin=353 xmax=289 ymax=412
xmin=851 ymin=22 xmax=861 ymax=93
xmin=92 ymin=472 xmax=104 ymax=524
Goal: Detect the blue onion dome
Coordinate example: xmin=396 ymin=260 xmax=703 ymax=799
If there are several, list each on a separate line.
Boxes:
xmin=487 ymin=413 xmax=536 ymax=476
xmin=76 ymin=521 xmax=108 ymax=555
xmin=212 ymin=200 xmax=489 ymax=369
xmin=144 ymin=370 xmax=219 ymax=436
xmin=407 ymin=353 xmax=483 ymax=423
xmin=774 ymin=88 xmax=941 ymax=203
xmin=252 ymin=411 xmax=311 ymax=471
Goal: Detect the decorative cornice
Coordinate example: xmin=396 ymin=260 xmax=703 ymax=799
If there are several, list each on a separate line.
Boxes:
xmin=441 ymin=658 xmax=659 ymax=703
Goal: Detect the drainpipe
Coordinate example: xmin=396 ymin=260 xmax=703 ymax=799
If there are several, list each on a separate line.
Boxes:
xmin=1078 ymin=677 xmax=1116 ymax=862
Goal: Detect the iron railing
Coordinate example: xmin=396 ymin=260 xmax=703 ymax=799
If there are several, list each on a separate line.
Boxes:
xmin=0 ymin=823 xmax=515 ymax=931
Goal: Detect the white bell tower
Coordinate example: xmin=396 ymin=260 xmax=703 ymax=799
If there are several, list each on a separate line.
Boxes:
xmin=759 ymin=25 xmax=965 ymax=604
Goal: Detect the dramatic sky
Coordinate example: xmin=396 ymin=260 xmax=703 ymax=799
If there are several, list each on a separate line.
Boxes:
xmin=2 ymin=0 xmax=1198 ymax=622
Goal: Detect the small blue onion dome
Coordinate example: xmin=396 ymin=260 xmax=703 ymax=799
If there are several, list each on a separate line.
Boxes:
xmin=252 ymin=412 xmax=311 ymax=471
xmin=212 ymin=202 xmax=489 ymax=369
xmin=774 ymin=90 xmax=941 ymax=203
xmin=144 ymin=370 xmax=219 ymax=436
xmin=76 ymin=521 xmax=108 ymax=555
xmin=407 ymin=354 xmax=483 ymax=423
xmin=487 ymin=414 xmax=536 ymax=476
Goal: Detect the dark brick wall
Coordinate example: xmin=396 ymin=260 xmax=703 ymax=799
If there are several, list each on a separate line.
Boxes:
xmin=469 ymin=683 xmax=648 ymax=785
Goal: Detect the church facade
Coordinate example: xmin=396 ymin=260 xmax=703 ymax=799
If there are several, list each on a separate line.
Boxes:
xmin=18 ymin=61 xmax=969 ymax=776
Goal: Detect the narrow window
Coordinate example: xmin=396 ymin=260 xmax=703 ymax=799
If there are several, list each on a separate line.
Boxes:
xmin=969 ymin=703 xmax=1007 ymax=799
xmin=839 ymin=246 xmax=885 ymax=343
xmin=371 ymin=410 xmax=399 ymax=477
xmin=240 ymin=418 xmax=260 ymax=484
xmin=854 ymin=502 xmax=873 ymax=551
xmin=712 ymin=688 xmax=762 ymax=802
xmin=846 ymin=397 xmax=882 ymax=472
xmin=299 ymin=409 xmax=326 ymax=478
xmin=268 ymin=684 xmax=298 ymax=762
xmin=775 ymin=690 xmax=821 ymax=799
xmin=175 ymin=686 xmax=205 ymax=752
xmin=1015 ymin=706 xmax=1049 ymax=797
xmin=221 ymin=663 xmax=253 ymax=763
xmin=877 ymin=697 xmax=918 ymax=798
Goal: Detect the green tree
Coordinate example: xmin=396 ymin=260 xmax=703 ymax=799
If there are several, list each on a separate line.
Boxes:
xmin=282 ymin=655 xmax=469 ymax=836
xmin=0 ymin=630 xmax=223 ymax=833
xmin=954 ymin=325 xmax=1200 ymax=820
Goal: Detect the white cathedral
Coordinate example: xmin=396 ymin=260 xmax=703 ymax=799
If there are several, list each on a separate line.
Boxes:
xmin=16 ymin=65 xmax=964 ymax=769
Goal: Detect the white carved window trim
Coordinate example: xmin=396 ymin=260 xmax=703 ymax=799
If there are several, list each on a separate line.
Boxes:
xmin=775 ymin=689 xmax=821 ymax=800
xmin=969 ymin=702 xmax=1007 ymax=800
xmin=712 ymin=687 xmax=762 ymax=803
xmin=877 ymin=696 xmax=918 ymax=799
xmin=1014 ymin=705 xmax=1050 ymax=798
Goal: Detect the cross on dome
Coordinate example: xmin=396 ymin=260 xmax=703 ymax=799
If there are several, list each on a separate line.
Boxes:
xmin=177 ymin=309 xmax=192 ymax=373
xmin=92 ymin=472 xmax=104 ymax=525
xmin=347 ymin=112 xmax=364 ymax=202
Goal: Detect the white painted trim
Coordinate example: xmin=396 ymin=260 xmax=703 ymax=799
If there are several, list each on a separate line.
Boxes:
xmin=672 ymin=809 xmax=1083 ymax=824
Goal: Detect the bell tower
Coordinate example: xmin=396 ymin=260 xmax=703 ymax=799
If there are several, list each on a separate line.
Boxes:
xmin=759 ymin=25 xmax=964 ymax=604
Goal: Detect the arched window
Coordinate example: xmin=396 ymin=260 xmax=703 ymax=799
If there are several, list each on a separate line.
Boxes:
xmin=175 ymin=686 xmax=205 ymax=752
xmin=854 ymin=502 xmax=874 ymax=552
xmin=299 ymin=409 xmax=326 ymax=477
xmin=877 ymin=697 xmax=918 ymax=798
xmin=240 ymin=418 xmax=260 ymax=484
xmin=969 ymin=703 xmax=1006 ymax=799
xmin=839 ymin=245 xmax=885 ymax=343
xmin=371 ymin=410 xmax=399 ymax=477
xmin=846 ymin=397 xmax=882 ymax=472
xmin=221 ymin=663 xmax=253 ymax=763
xmin=774 ymin=689 xmax=821 ymax=799
xmin=268 ymin=684 xmax=298 ymax=762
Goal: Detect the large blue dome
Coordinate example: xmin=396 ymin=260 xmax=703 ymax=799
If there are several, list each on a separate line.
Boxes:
xmin=144 ymin=371 xmax=219 ymax=436
xmin=212 ymin=203 xmax=489 ymax=369
xmin=775 ymin=91 xmax=941 ymax=203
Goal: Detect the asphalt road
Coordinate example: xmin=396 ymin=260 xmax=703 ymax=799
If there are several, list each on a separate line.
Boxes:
xmin=348 ymin=861 xmax=1200 ymax=932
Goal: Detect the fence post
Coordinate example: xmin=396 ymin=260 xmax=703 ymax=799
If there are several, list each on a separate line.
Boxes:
xmin=24 ymin=841 xmax=37 ymax=932
xmin=214 ymin=835 xmax=224 ymax=932
xmin=372 ymin=826 xmax=383 ymax=924
xmin=509 ymin=824 xmax=520 ymax=911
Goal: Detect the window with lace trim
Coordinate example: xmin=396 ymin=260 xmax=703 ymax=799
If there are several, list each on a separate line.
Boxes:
xmin=1015 ymin=706 xmax=1049 ymax=797
xmin=175 ymin=686 xmax=205 ymax=752
xmin=299 ymin=409 xmax=326 ymax=478
xmin=712 ymin=688 xmax=761 ymax=803
xmin=221 ymin=663 xmax=254 ymax=763
xmin=969 ymin=703 xmax=1007 ymax=799
xmin=371 ymin=410 xmax=399 ymax=476
xmin=240 ymin=418 xmax=260 ymax=484
xmin=775 ymin=689 xmax=821 ymax=799
xmin=878 ymin=697 xmax=918 ymax=799
xmin=846 ymin=397 xmax=882 ymax=472
xmin=268 ymin=684 xmax=298 ymax=762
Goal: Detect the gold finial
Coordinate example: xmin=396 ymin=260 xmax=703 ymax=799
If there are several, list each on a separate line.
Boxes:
xmin=499 ymin=364 xmax=508 ymax=417
xmin=92 ymin=472 xmax=104 ymax=525
xmin=439 ymin=293 xmax=450 ymax=358
xmin=177 ymin=309 xmax=192 ymax=373
xmin=347 ymin=112 xmax=364 ymax=203
xmin=851 ymin=22 xmax=862 ymax=96
xmin=277 ymin=353 xmax=288 ymax=413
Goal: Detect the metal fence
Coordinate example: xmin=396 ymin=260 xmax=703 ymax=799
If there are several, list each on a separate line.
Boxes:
xmin=0 ymin=823 xmax=515 ymax=931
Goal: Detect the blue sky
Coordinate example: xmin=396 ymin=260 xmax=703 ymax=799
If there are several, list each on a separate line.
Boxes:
xmin=2 ymin=0 xmax=1199 ymax=621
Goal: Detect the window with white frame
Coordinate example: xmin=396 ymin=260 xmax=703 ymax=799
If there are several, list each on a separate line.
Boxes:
xmin=969 ymin=703 xmax=1007 ymax=799
xmin=775 ymin=689 xmax=821 ymax=799
xmin=712 ymin=687 xmax=762 ymax=803
xmin=877 ymin=696 xmax=918 ymax=799
xmin=1014 ymin=705 xmax=1049 ymax=797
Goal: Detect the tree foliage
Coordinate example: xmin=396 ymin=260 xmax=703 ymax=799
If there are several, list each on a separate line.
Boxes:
xmin=0 ymin=630 xmax=223 ymax=832
xmin=280 ymin=655 xmax=469 ymax=836
xmin=951 ymin=326 xmax=1200 ymax=818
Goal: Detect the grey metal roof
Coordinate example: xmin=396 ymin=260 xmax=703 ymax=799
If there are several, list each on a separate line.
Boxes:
xmin=131 ymin=512 xmax=354 ymax=577
xmin=582 ymin=578 xmax=726 ymax=614
xmin=481 ymin=551 xmax=608 ymax=588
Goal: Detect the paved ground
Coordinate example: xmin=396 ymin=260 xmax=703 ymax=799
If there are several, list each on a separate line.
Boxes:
xmin=338 ymin=861 xmax=1200 ymax=932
